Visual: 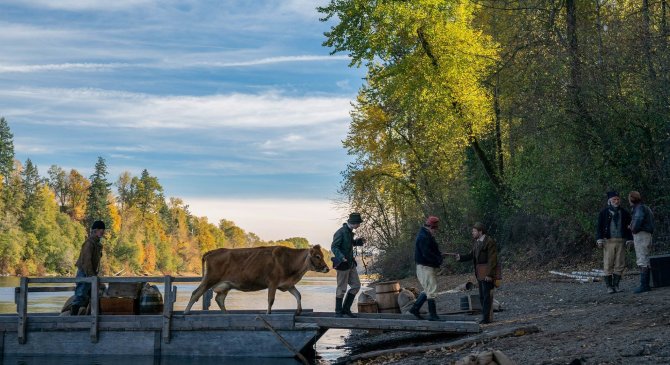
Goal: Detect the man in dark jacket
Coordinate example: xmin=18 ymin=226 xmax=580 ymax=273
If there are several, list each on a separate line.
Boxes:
xmin=331 ymin=213 xmax=365 ymax=317
xmin=596 ymin=191 xmax=633 ymax=293
xmin=71 ymin=220 xmax=105 ymax=315
xmin=456 ymin=222 xmax=498 ymax=324
xmin=628 ymin=191 xmax=655 ymax=293
xmin=409 ymin=216 xmax=443 ymax=321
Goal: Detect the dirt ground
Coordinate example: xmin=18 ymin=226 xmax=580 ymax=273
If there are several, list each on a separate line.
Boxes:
xmin=334 ymin=269 xmax=670 ymax=365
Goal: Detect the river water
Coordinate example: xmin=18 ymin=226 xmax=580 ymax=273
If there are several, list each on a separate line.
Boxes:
xmin=0 ymin=276 xmax=358 ymax=365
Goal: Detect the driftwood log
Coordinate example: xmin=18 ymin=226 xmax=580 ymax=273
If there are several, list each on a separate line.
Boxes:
xmin=334 ymin=325 xmax=541 ymax=364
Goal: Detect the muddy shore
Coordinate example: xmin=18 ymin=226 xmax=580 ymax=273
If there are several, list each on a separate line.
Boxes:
xmin=334 ymin=269 xmax=670 ymax=364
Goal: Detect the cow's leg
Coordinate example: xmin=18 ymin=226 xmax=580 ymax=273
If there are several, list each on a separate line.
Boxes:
xmin=184 ymin=280 xmax=213 ymax=314
xmin=213 ymin=284 xmax=231 ymax=313
xmin=287 ymin=286 xmax=302 ymax=315
xmin=267 ymin=285 xmax=278 ymax=315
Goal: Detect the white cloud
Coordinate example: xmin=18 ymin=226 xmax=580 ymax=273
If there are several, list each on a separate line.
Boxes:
xmin=0 ymin=87 xmax=352 ymax=129
xmin=195 ymin=55 xmax=350 ymax=68
xmin=0 ymin=62 xmax=133 ymax=73
xmin=185 ymin=197 xmax=349 ymax=246
xmin=5 ymin=0 xmax=154 ymax=11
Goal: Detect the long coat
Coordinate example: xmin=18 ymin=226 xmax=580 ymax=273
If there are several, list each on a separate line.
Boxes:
xmin=331 ymin=223 xmax=364 ymax=269
xmin=75 ymin=235 xmax=103 ymax=276
xmin=458 ymin=235 xmax=498 ymax=279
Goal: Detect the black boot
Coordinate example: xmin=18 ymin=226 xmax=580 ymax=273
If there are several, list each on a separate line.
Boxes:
xmin=427 ymin=299 xmax=440 ymax=321
xmin=634 ymin=267 xmax=651 ymax=293
xmin=605 ymin=275 xmax=615 ymax=294
xmin=612 ymin=274 xmax=621 ymax=293
xmin=341 ymin=292 xmax=357 ymax=318
xmin=335 ymin=297 xmax=343 ymax=317
xmin=409 ymin=293 xmax=427 ymax=319
xmin=70 ymin=305 xmax=80 ymax=316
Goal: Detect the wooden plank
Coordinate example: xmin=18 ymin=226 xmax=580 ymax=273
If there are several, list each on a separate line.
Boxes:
xmin=90 ymin=275 xmax=99 ymax=343
xmin=301 ymin=312 xmax=473 ymax=321
xmin=14 ymin=286 xmax=75 ymax=294
xmin=294 ymin=316 xmax=480 ymax=333
xmin=17 ymin=277 xmax=27 ymax=344
xmin=202 ymin=289 xmax=212 ymax=310
xmin=4 ymin=330 xmax=156 ymax=356
xmin=162 ymin=276 xmax=173 ymax=344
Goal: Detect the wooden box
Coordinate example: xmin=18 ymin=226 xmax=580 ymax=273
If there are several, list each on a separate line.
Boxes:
xmin=467 ymin=294 xmax=482 ymax=311
xmin=107 ymin=282 xmax=143 ymax=298
xmin=100 ymin=297 xmax=138 ymax=315
xmin=650 ymin=254 xmax=670 ymax=288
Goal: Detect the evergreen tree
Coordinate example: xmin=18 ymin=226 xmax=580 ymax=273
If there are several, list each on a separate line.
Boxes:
xmin=85 ymin=157 xmax=112 ymax=230
xmin=0 ymin=117 xmax=14 ymax=185
xmin=22 ymin=158 xmax=41 ymax=210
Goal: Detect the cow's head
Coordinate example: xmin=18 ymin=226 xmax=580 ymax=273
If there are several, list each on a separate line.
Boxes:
xmin=308 ymin=245 xmax=330 ymax=273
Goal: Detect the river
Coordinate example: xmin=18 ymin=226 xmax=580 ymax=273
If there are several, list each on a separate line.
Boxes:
xmin=0 ymin=276 xmax=359 ymax=365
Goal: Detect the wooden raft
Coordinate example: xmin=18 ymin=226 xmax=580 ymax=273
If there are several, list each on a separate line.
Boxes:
xmin=8 ymin=276 xmax=479 ymax=359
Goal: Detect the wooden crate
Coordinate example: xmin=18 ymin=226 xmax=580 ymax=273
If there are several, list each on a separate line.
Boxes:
xmin=100 ymin=297 xmax=137 ymax=315
xmin=106 ymin=282 xmax=143 ymax=298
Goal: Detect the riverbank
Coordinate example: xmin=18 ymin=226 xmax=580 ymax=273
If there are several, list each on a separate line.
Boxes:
xmin=337 ymin=269 xmax=670 ymax=364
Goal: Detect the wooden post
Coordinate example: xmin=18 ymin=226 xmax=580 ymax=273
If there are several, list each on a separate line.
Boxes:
xmin=162 ymin=275 xmax=173 ymax=344
xmin=17 ymin=277 xmax=28 ymax=344
xmin=203 ymin=289 xmax=212 ymax=310
xmin=90 ymin=276 xmax=99 ymax=343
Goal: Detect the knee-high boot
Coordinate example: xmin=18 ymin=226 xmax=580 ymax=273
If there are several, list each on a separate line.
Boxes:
xmin=341 ymin=292 xmax=357 ymax=318
xmin=634 ymin=267 xmax=651 ymax=293
xmin=427 ymin=299 xmax=440 ymax=321
xmin=335 ymin=297 xmax=343 ymax=317
xmin=409 ymin=293 xmax=427 ymax=319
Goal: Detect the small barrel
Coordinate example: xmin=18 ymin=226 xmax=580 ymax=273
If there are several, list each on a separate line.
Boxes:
xmin=375 ymin=281 xmax=401 ymax=313
xmin=139 ymin=285 xmax=164 ymax=314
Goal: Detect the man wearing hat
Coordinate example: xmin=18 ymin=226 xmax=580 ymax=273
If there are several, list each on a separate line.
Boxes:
xmin=596 ymin=191 xmax=633 ymax=294
xmin=408 ymin=216 xmax=443 ymax=321
xmin=331 ymin=213 xmax=365 ymax=317
xmin=71 ymin=220 xmax=106 ymax=315
xmin=456 ymin=222 xmax=498 ymax=324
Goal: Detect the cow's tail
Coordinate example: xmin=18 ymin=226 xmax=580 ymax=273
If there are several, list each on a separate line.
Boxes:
xmin=201 ymin=251 xmax=209 ymax=278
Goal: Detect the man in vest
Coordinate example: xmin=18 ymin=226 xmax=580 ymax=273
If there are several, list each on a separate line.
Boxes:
xmin=331 ymin=213 xmax=365 ymax=317
xmin=71 ymin=220 xmax=105 ymax=315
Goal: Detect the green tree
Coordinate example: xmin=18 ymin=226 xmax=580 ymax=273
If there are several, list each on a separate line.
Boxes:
xmin=85 ymin=157 xmax=113 ymax=230
xmin=0 ymin=117 xmax=14 ymax=185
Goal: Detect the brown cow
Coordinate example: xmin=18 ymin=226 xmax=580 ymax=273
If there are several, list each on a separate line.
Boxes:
xmin=184 ymin=245 xmax=329 ymax=315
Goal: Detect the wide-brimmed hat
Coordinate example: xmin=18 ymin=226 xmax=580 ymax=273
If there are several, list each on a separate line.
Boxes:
xmin=92 ymin=220 xmax=106 ymax=230
xmin=348 ymin=213 xmax=363 ymax=224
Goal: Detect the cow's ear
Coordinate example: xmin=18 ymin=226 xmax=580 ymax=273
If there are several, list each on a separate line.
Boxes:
xmin=313 ymin=244 xmax=321 ymax=250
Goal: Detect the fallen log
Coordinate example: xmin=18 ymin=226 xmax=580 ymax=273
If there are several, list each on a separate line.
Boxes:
xmin=334 ymin=325 xmax=541 ymax=364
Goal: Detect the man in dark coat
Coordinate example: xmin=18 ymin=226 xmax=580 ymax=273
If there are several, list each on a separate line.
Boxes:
xmin=457 ymin=222 xmax=498 ymax=324
xmin=71 ymin=220 xmax=105 ymax=315
xmin=628 ymin=191 xmax=655 ymax=293
xmin=596 ymin=191 xmax=633 ymax=293
xmin=331 ymin=213 xmax=365 ymax=317
xmin=409 ymin=216 xmax=443 ymax=321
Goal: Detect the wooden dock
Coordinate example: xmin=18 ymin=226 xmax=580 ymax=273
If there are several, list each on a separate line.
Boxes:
xmin=5 ymin=276 xmax=480 ymax=359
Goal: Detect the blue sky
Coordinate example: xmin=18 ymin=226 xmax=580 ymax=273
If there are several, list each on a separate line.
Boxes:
xmin=0 ymin=0 xmax=365 ymax=245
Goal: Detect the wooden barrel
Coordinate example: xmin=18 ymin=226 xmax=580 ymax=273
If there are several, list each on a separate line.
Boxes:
xmin=375 ymin=281 xmax=401 ymax=313
xmin=139 ymin=285 xmax=163 ymax=314
xmin=357 ymin=302 xmax=378 ymax=314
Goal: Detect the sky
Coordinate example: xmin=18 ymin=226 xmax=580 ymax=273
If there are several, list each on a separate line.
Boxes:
xmin=0 ymin=0 xmax=366 ymax=246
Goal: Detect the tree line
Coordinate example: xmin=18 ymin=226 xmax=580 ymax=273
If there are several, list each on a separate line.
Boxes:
xmin=320 ymin=0 xmax=669 ymax=277
xmin=0 ymin=117 xmax=314 ymax=276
